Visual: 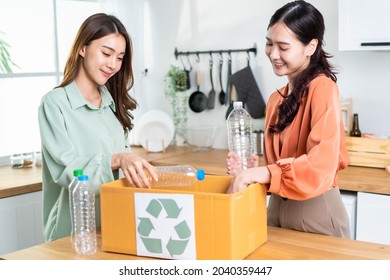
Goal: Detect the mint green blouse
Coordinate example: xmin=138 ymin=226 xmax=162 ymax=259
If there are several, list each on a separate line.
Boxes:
xmin=38 ymin=81 xmax=130 ymax=241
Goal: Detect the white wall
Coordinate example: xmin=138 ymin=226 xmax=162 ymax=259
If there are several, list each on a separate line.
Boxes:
xmin=140 ymin=0 xmax=390 ymax=149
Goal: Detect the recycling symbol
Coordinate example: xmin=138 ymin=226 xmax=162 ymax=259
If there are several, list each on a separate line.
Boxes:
xmin=137 ymin=198 xmax=192 ymax=257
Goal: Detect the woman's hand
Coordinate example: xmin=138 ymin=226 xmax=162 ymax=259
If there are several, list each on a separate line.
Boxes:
xmin=226 ymin=166 xmax=270 ymax=194
xmin=111 ymin=153 xmax=158 ymax=188
xmin=226 ymin=152 xmax=259 ymax=176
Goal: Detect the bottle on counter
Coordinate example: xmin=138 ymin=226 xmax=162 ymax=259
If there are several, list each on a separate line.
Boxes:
xmin=68 ymin=169 xmax=83 ymax=245
xmin=149 ymin=165 xmax=205 ymax=187
xmin=226 ymin=101 xmax=254 ymax=170
xmin=72 ymin=175 xmax=97 ymax=255
xmin=350 ymin=113 xmax=362 ymax=137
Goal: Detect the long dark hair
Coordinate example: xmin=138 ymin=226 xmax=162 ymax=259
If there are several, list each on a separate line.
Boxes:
xmin=58 ymin=13 xmax=136 ymax=132
xmin=268 ymin=1 xmax=337 ymax=133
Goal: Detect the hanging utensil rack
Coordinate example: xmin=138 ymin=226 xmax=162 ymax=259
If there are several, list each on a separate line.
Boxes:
xmin=174 ymin=43 xmax=257 ymax=59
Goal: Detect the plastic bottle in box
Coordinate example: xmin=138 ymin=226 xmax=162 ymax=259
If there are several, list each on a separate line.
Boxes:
xmin=150 ymin=165 xmax=205 ymax=187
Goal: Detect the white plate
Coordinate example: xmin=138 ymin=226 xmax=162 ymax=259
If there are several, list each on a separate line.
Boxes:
xmin=136 ymin=110 xmax=174 ymax=152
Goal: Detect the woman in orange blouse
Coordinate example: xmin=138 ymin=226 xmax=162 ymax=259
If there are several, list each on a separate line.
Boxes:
xmin=227 ymin=1 xmax=351 ymax=238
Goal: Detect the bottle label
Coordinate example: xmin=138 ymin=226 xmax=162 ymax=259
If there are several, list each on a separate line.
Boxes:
xmin=134 ymin=193 xmax=196 ymax=259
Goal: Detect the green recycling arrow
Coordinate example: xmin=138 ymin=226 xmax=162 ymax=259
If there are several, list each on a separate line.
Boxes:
xmin=166 ymin=237 xmax=189 ymax=257
xmin=137 ymin=217 xmax=154 ymax=236
xmin=140 ymin=237 xmax=162 ymax=253
xmin=174 ymin=220 xmax=191 ymax=239
xmin=159 ymin=199 xmax=182 ymax=218
xmin=146 ymin=199 xmax=163 ymax=218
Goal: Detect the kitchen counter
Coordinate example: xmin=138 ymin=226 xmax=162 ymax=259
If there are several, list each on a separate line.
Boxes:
xmin=147 ymin=148 xmax=390 ymax=195
xmin=0 ymin=146 xmax=192 ymax=199
xmin=1 ymin=146 xmax=390 ymax=199
xmin=1 ymin=226 xmax=389 ymax=260
xmin=1 ymin=146 xmax=390 ymax=260
xmin=0 ymin=165 xmax=42 ymax=199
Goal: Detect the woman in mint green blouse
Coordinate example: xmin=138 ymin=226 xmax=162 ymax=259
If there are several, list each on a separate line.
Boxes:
xmin=38 ymin=13 xmax=157 ymax=242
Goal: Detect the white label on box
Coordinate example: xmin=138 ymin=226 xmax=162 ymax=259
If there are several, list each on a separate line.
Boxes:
xmin=134 ymin=193 xmax=196 ymax=259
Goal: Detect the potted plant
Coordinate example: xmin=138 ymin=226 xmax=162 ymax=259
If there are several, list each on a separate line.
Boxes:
xmin=0 ymin=31 xmax=17 ymax=73
xmin=165 ymin=65 xmax=188 ymax=146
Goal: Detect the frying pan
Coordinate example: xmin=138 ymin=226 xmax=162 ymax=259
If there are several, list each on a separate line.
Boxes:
xmin=189 ymin=70 xmax=208 ymax=113
xmin=218 ymin=55 xmax=226 ymax=105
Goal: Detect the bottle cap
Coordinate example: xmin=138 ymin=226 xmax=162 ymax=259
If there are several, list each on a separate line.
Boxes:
xmin=78 ymin=175 xmax=88 ymax=181
xmin=233 ymin=101 xmax=243 ymax=108
xmin=73 ymin=169 xmax=83 ymax=177
xmin=196 ymin=169 xmax=205 ymax=180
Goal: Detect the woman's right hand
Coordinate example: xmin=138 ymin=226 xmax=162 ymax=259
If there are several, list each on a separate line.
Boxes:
xmin=111 ymin=153 xmax=158 ymax=188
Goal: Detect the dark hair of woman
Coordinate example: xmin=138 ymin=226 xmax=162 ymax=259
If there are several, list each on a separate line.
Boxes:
xmin=268 ymin=0 xmax=337 ymax=133
xmin=58 ymin=13 xmax=137 ymax=132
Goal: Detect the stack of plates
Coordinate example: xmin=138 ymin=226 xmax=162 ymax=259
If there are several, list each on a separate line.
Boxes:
xmin=136 ymin=110 xmax=174 ymax=152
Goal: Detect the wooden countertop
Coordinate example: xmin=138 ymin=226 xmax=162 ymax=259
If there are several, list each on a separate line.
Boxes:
xmin=1 ymin=226 xmax=389 ymax=260
xmin=0 ymin=165 xmax=42 ymax=199
xmin=1 ymin=146 xmax=390 ymax=199
xmin=148 ymin=148 xmax=390 ymax=195
xmin=0 ymin=146 xmax=193 ymax=199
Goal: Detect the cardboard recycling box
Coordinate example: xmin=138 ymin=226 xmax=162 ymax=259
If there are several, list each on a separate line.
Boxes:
xmin=100 ymin=175 xmax=267 ymax=260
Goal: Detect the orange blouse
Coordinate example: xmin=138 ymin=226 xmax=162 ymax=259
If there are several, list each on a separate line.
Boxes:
xmin=264 ymin=75 xmax=350 ymax=200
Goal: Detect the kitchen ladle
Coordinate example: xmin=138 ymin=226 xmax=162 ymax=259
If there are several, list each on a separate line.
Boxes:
xmin=218 ymin=55 xmax=226 ymax=105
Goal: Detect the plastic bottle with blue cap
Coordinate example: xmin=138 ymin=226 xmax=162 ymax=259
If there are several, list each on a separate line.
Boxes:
xmin=150 ymin=165 xmax=205 ymax=187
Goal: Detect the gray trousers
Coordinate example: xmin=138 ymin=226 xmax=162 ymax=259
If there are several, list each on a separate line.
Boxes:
xmin=267 ymin=187 xmax=351 ymax=238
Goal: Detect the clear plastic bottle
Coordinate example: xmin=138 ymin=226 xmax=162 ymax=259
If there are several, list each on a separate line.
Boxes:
xmin=150 ymin=165 xmax=205 ymax=187
xmin=72 ymin=175 xmax=97 ymax=255
xmin=226 ymin=101 xmax=254 ymax=170
xmin=68 ymin=169 xmax=83 ymax=244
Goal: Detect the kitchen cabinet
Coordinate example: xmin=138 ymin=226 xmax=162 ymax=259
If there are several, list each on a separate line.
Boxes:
xmin=339 ymin=0 xmax=390 ymax=51
xmin=340 ymin=191 xmax=357 ymax=240
xmin=356 ymin=192 xmax=390 ymax=245
xmin=0 ymin=191 xmax=44 ymax=255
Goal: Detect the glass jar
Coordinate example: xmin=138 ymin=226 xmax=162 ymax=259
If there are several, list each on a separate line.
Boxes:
xmin=22 ymin=152 xmax=34 ymax=167
xmin=34 ymin=151 xmax=42 ymax=167
xmin=10 ymin=154 xmax=23 ymax=168
xmin=10 ymin=152 xmax=34 ymax=168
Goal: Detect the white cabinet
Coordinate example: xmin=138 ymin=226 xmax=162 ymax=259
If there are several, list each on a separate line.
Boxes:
xmin=0 ymin=191 xmax=45 ymax=255
xmin=340 ymin=191 xmax=357 ymax=240
xmin=339 ymin=0 xmax=390 ymax=51
xmin=356 ymin=192 xmax=390 ymax=245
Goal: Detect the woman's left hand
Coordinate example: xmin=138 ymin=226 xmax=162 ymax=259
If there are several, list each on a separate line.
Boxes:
xmin=226 ymin=166 xmax=270 ymax=194
xmin=226 ymin=152 xmax=259 ymax=176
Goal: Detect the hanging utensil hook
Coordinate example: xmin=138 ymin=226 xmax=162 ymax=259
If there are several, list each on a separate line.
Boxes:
xmin=186 ymin=53 xmax=193 ymax=71
xmin=179 ymin=55 xmax=187 ymax=70
xmin=246 ymin=51 xmax=251 ymax=66
xmin=196 ymin=52 xmax=200 ymax=63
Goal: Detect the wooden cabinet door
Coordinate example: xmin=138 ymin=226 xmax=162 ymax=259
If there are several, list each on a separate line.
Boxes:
xmin=356 ymin=192 xmax=390 ymax=245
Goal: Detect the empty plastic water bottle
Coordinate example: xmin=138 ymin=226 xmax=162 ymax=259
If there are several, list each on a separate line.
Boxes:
xmin=150 ymin=165 xmax=205 ymax=187
xmin=226 ymin=101 xmax=254 ymax=170
xmin=68 ymin=169 xmax=83 ymax=244
xmin=72 ymin=175 xmax=97 ymax=255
